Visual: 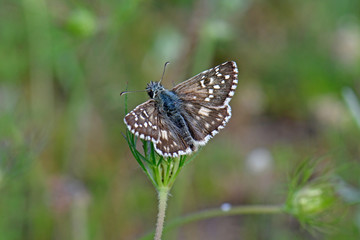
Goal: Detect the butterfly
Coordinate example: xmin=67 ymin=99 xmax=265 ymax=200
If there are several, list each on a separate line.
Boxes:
xmin=124 ymin=61 xmax=238 ymax=157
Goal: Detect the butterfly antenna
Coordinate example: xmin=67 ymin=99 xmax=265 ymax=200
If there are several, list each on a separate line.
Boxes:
xmin=120 ymin=90 xmax=146 ymax=96
xmin=159 ymin=61 xmax=170 ymax=84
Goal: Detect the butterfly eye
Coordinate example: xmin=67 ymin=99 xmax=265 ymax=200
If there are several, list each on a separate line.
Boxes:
xmin=147 ymin=89 xmax=154 ymax=98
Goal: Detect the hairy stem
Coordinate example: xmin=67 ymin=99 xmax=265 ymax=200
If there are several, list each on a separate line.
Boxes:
xmin=154 ymin=187 xmax=170 ymax=240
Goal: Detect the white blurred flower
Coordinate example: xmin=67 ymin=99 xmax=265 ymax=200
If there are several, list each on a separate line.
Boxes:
xmin=245 ymin=148 xmax=273 ymax=174
xmin=332 ymin=18 xmax=360 ymax=68
xmin=221 ymin=203 xmax=232 ymax=212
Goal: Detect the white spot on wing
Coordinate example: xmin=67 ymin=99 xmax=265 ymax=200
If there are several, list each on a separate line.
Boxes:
xmin=161 ymin=130 xmax=168 ymax=140
xmin=198 ymin=107 xmax=211 ymax=116
xmin=214 ymin=85 xmax=220 ymax=89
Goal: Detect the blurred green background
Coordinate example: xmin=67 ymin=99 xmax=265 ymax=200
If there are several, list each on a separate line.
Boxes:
xmin=1 ymin=0 xmax=360 ymax=239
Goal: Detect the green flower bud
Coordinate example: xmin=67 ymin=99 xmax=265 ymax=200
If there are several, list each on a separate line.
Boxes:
xmin=291 ymin=185 xmax=336 ymax=216
xmin=66 ymin=9 xmax=96 ymax=38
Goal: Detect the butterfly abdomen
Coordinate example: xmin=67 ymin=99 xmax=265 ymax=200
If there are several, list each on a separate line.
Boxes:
xmin=169 ymin=112 xmax=197 ymax=151
xmin=157 ymin=90 xmax=197 ymax=150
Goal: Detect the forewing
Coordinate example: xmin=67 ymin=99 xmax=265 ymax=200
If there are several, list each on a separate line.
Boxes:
xmin=124 ymin=100 xmax=160 ymax=142
xmin=182 ymin=102 xmax=231 ymax=145
xmin=173 ymin=61 xmax=238 ymax=107
xmin=124 ymin=100 xmax=192 ymax=157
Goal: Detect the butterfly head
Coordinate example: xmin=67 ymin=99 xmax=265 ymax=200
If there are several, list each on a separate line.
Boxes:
xmin=146 ymin=81 xmax=164 ymax=99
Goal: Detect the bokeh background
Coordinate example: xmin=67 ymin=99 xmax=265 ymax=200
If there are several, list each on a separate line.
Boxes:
xmin=1 ymin=0 xmax=360 ymax=239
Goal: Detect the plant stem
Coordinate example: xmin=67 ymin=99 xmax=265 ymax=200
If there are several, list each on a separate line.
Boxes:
xmin=154 ymin=187 xmax=170 ymax=240
xmin=164 ymin=204 xmax=284 ymax=231
xmin=141 ymin=204 xmax=284 ymax=240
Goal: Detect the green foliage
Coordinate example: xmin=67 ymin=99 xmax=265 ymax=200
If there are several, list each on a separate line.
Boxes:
xmin=0 ymin=0 xmax=359 ymax=239
xmin=124 ymin=128 xmax=198 ymax=191
xmin=66 ymin=9 xmax=97 ymax=38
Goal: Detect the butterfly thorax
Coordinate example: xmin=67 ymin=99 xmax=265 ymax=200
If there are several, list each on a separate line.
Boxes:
xmin=146 ymin=81 xmax=181 ymax=113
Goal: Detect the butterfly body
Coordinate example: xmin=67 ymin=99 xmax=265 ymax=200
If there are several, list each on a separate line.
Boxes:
xmin=125 ymin=61 xmax=238 ymax=157
xmin=147 ymin=82 xmax=197 ymax=151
